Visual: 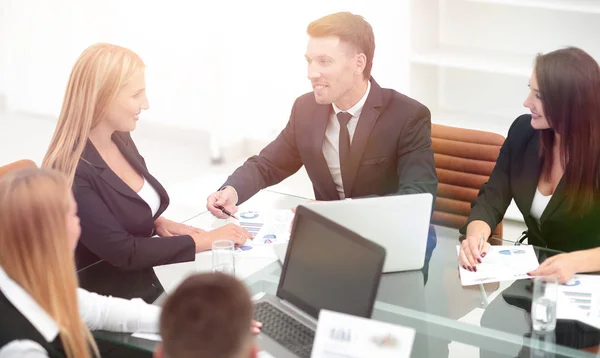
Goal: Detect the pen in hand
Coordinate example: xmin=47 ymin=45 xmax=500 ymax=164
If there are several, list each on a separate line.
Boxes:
xmin=216 ymin=205 xmax=239 ymax=220
xmin=478 ymin=233 xmax=485 ymax=264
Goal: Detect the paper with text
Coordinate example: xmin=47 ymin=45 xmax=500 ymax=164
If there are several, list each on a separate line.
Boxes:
xmin=311 ymin=310 xmax=415 ymax=358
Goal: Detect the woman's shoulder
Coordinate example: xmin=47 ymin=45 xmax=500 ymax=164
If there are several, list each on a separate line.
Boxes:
xmin=73 ymin=141 xmax=100 ymax=187
xmin=505 ymin=114 xmax=536 ymax=144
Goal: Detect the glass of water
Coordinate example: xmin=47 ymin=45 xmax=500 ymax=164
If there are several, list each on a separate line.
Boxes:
xmin=212 ymin=240 xmax=235 ymax=276
xmin=531 ymin=276 xmax=558 ymax=332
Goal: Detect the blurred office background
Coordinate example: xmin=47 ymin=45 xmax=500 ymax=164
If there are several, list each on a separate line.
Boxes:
xmin=1 ymin=0 xmax=600 ymax=233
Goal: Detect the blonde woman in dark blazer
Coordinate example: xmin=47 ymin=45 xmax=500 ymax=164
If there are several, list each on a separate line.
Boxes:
xmin=43 ymin=43 xmax=251 ymax=301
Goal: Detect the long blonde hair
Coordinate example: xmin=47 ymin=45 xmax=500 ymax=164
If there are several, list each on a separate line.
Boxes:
xmin=0 ymin=168 xmax=98 ymax=358
xmin=42 ymin=43 xmax=145 ymax=185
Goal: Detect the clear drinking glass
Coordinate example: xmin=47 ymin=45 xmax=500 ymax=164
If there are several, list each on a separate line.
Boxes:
xmin=531 ymin=276 xmax=558 ymax=332
xmin=212 ymin=240 xmax=235 ymax=276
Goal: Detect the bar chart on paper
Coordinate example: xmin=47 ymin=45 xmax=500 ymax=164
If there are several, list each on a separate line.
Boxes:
xmin=456 ymin=245 xmax=540 ymax=286
xmin=556 ymin=274 xmax=600 ymax=329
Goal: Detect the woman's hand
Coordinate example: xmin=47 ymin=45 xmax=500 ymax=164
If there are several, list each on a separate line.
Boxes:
xmin=458 ymin=235 xmax=491 ymax=272
xmin=459 ymin=220 xmax=492 ymax=272
xmin=528 ymin=252 xmax=580 ymax=284
xmin=190 ymin=223 xmax=252 ymax=253
xmin=154 ymin=217 xmax=205 ymax=237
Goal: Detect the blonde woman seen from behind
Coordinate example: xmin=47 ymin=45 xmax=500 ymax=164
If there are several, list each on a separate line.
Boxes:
xmin=0 ymin=168 xmax=160 ymax=358
xmin=43 ymin=43 xmax=250 ymax=301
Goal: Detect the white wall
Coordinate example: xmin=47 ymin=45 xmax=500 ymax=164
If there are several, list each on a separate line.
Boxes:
xmin=0 ymin=0 xmax=410 ymax=141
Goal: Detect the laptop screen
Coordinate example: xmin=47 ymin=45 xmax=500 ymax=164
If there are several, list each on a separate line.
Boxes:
xmin=277 ymin=206 xmax=385 ymax=319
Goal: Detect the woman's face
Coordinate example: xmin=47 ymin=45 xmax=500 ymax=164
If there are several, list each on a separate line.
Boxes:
xmin=104 ymin=69 xmax=149 ymax=132
xmin=523 ymin=71 xmax=551 ymax=130
xmin=66 ymin=191 xmax=81 ymax=252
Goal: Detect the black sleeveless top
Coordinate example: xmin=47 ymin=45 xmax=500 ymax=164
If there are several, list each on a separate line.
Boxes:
xmin=0 ymin=290 xmax=67 ymax=357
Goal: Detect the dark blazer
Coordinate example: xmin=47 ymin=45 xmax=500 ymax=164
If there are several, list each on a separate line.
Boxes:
xmin=462 ymin=115 xmax=600 ymax=252
xmin=73 ymin=131 xmax=195 ymax=301
xmin=222 ymin=78 xmax=438 ymax=204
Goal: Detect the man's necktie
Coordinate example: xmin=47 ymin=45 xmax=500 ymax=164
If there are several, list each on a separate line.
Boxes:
xmin=337 ymin=111 xmax=353 ymax=196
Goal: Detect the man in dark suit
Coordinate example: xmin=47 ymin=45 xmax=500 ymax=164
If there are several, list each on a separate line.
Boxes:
xmin=206 ymin=11 xmax=437 ymax=217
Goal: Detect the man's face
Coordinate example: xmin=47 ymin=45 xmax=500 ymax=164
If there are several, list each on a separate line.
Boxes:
xmin=305 ymin=36 xmax=360 ymax=105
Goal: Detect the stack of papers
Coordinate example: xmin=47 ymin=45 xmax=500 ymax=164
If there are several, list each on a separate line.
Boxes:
xmin=311 ymin=310 xmax=415 ymax=358
xmin=457 ymin=245 xmax=540 ymax=286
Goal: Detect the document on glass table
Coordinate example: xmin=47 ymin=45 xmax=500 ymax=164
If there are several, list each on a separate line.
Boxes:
xmin=228 ymin=210 xmax=295 ymax=251
xmin=311 ymin=310 xmax=415 ymax=358
xmin=556 ymin=274 xmax=600 ymax=329
xmin=456 ymin=245 xmax=540 ymax=286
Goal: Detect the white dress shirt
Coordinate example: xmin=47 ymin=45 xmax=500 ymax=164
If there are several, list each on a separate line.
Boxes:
xmin=530 ymin=188 xmax=552 ymax=227
xmin=0 ymin=267 xmax=160 ymax=358
xmin=322 ymin=81 xmax=371 ymax=199
xmin=137 ymin=176 xmax=161 ymax=217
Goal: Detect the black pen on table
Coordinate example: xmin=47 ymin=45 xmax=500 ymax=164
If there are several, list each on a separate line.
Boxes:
xmin=216 ymin=205 xmax=239 ymax=220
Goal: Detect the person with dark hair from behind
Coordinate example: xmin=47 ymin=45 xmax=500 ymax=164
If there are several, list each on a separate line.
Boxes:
xmin=206 ymin=11 xmax=437 ymax=219
xmin=154 ymin=273 xmax=260 ymax=358
xmin=459 ymin=47 xmax=600 ymax=284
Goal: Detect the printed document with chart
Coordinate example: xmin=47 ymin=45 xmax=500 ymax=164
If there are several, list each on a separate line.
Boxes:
xmin=311 ymin=310 xmax=415 ymax=358
xmin=229 ymin=210 xmax=295 ymax=252
xmin=556 ymin=274 xmax=600 ymax=329
xmin=457 ymin=245 xmax=540 ymax=286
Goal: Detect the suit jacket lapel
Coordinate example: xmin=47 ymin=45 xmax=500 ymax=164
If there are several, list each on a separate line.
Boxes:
xmin=112 ymin=134 xmax=170 ymax=218
xmin=517 ymin=131 xmax=566 ymax=226
xmin=342 ymin=78 xmax=382 ymax=197
xmin=540 ymin=177 xmax=566 ymax=224
xmin=519 ymin=132 xmax=541 ymax=215
xmin=81 ymin=140 xmax=139 ymax=202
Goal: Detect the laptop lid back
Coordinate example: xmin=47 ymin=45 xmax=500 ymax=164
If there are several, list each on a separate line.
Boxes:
xmin=276 ymin=206 xmax=386 ymax=319
xmin=305 ymin=193 xmax=433 ymax=272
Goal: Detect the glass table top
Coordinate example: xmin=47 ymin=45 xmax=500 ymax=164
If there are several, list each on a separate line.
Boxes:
xmin=87 ymin=190 xmax=600 ymax=357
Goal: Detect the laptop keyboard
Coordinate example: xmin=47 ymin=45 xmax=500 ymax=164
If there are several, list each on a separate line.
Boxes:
xmin=254 ymin=301 xmax=315 ymax=358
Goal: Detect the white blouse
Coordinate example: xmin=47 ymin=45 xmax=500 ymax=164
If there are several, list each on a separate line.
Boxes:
xmin=0 ymin=267 xmax=160 ymax=358
xmin=530 ymin=188 xmax=553 ymax=226
xmin=137 ymin=177 xmax=161 ymax=217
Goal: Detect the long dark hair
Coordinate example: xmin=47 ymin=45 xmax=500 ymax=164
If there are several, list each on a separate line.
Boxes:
xmin=535 ymin=47 xmax=600 ymax=214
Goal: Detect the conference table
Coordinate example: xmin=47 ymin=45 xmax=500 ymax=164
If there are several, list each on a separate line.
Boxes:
xmin=86 ymin=190 xmax=600 ymax=357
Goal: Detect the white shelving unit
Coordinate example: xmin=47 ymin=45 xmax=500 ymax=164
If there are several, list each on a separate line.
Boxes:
xmin=464 ymin=0 xmax=600 ymax=14
xmin=409 ymin=0 xmax=600 ymax=222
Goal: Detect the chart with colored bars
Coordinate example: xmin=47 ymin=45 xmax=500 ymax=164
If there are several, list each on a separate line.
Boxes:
xmin=236 ymin=210 xmax=295 ymax=247
xmin=498 ymin=249 xmax=527 ymax=255
xmin=556 ymin=274 xmax=600 ymax=329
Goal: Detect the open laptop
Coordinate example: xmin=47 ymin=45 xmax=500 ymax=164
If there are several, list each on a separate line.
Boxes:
xmin=297 ymin=193 xmax=433 ymax=272
xmin=254 ymin=205 xmax=386 ymax=358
